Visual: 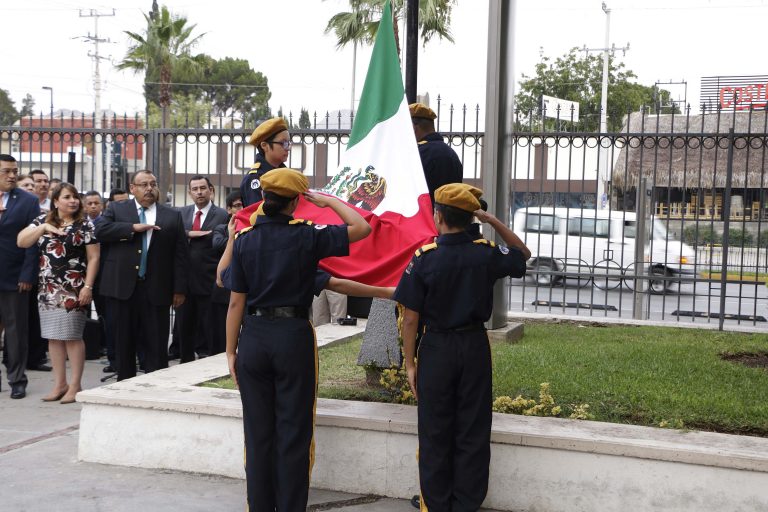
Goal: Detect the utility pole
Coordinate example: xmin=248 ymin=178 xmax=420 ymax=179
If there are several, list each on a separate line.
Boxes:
xmin=79 ymin=8 xmax=115 ymax=192
xmin=581 ymin=3 xmax=629 ymax=210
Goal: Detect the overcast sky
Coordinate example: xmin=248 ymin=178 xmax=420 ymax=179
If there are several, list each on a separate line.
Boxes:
xmin=2 ymin=0 xmax=768 ymax=122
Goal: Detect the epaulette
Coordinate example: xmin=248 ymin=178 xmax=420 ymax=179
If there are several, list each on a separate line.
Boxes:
xmin=415 ymin=242 xmax=438 ymax=257
xmin=289 ymin=218 xmax=313 ymax=226
xmin=248 ymin=162 xmax=262 ymax=174
xmin=417 ymin=140 xmax=428 ymax=145
xmin=473 ymin=238 xmax=496 ymax=248
xmin=234 ymin=226 xmax=253 ymax=239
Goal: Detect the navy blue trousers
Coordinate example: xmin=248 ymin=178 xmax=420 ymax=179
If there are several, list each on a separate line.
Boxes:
xmin=237 ymin=315 xmax=317 ymax=512
xmin=417 ymin=329 xmax=492 ymax=512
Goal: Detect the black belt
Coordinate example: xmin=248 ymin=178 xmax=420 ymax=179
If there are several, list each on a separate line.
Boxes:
xmin=426 ymin=322 xmax=485 ymax=334
xmin=248 ymin=306 xmax=309 ymax=319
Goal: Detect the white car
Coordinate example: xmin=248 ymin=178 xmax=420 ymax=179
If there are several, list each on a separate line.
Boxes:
xmin=512 ymin=207 xmax=696 ymax=292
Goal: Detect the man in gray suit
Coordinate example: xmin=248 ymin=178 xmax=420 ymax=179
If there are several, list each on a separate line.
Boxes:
xmin=176 ymin=175 xmax=228 ymax=361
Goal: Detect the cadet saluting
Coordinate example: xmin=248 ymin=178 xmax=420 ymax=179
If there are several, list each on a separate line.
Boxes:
xmin=226 ymin=168 xmax=371 ymax=511
xmin=393 ymin=183 xmax=530 ymax=511
xmin=240 ymin=117 xmax=291 ymax=207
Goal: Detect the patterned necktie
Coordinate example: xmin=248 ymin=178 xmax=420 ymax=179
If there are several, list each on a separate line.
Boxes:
xmin=138 ymin=207 xmax=148 ymax=278
xmin=192 ymin=210 xmax=202 ymax=231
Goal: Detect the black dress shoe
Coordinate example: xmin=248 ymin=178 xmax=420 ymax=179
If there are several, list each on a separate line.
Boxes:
xmin=410 ymin=495 xmax=420 ymax=509
xmin=102 ymin=365 xmax=115 ymax=373
xmin=10 ymin=383 xmax=26 ymax=399
xmin=28 ymin=364 xmax=52 ymax=372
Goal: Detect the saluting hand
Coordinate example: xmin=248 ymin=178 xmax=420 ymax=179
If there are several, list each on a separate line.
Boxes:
xmin=133 ymin=223 xmax=160 ymax=233
xmin=43 ymin=223 xmax=66 ymax=236
xmin=473 ymin=209 xmax=494 ymax=224
xmin=303 ymin=190 xmax=334 ymax=208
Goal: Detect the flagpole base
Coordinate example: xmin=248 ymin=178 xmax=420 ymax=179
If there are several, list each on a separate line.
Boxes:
xmin=487 ymin=322 xmax=525 ymax=344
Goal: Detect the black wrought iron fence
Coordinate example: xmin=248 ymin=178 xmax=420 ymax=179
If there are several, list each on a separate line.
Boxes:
xmin=510 ymin=106 xmax=768 ymax=328
xmin=2 ymin=102 xmax=766 ymax=328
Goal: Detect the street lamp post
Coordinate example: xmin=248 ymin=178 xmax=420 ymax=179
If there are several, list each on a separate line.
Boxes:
xmin=41 ymin=86 xmax=54 ymax=122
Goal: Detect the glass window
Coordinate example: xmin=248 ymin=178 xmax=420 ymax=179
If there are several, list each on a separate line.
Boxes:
xmin=623 ymin=221 xmax=636 ymax=239
xmin=568 ymin=217 xmax=611 ymax=238
xmin=524 ymin=214 xmax=560 ymax=233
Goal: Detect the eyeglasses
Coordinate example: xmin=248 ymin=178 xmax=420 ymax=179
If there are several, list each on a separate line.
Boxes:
xmin=267 ymin=140 xmax=292 ymax=150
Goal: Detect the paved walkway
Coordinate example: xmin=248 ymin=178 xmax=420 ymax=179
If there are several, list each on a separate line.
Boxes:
xmin=0 ymin=353 xmax=417 ymax=511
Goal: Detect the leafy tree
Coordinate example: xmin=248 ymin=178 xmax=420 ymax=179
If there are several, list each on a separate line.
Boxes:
xmin=325 ymin=0 xmax=456 ymax=56
xmin=298 ymin=108 xmax=311 ymax=129
xmin=515 ymin=48 xmax=679 ymax=132
xmin=201 ymin=57 xmax=271 ymax=123
xmin=147 ymin=93 xmax=212 ymax=128
xmin=0 ymin=89 xmax=18 ymax=126
xmin=118 ymin=4 xmax=205 ymax=129
xmin=20 ymin=94 xmax=36 ymax=118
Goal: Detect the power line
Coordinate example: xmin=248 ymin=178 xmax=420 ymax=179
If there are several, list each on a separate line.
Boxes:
xmin=142 ymin=81 xmax=269 ymax=89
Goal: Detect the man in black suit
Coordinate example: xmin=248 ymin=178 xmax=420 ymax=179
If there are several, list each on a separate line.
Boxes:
xmin=175 ymin=175 xmax=228 ymax=362
xmin=0 ymin=155 xmax=40 ymax=398
xmin=95 ymin=170 xmax=188 ymax=381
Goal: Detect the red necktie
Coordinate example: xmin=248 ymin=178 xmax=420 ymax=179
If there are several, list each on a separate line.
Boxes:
xmin=192 ymin=210 xmax=202 ymax=231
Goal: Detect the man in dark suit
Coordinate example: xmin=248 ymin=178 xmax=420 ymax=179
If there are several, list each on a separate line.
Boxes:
xmin=0 ymin=154 xmax=40 ymax=398
xmin=175 ymin=175 xmax=228 ymax=362
xmin=210 ymin=190 xmax=242 ymax=355
xmin=95 ymin=170 xmax=188 ymax=381
xmin=409 ymin=103 xmax=463 ymax=205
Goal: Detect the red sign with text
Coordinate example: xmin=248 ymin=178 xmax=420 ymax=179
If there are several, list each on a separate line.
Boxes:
xmin=719 ymin=83 xmax=768 ymax=110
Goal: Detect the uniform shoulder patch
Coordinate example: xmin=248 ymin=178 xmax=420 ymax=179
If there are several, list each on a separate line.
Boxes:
xmin=289 ymin=218 xmax=314 ymax=226
xmin=234 ymin=226 xmax=254 ymax=239
xmin=473 ymin=238 xmax=496 ymax=248
xmin=248 ymin=162 xmax=262 ymax=174
xmin=415 ymin=242 xmax=438 ymax=257
xmin=498 ymin=245 xmax=510 ymax=254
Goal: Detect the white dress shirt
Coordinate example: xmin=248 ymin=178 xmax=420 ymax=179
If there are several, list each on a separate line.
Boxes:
xmin=135 ymin=199 xmax=157 ymax=247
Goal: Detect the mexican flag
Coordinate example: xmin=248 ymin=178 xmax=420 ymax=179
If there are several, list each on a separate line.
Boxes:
xmin=237 ymin=0 xmax=435 ymax=287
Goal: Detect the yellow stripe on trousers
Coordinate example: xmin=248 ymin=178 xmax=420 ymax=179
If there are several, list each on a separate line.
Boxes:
xmin=309 ymin=320 xmax=318 ymax=483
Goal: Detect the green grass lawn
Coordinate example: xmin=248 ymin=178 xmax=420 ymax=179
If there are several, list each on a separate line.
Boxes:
xmin=202 ymin=324 xmax=768 ymax=436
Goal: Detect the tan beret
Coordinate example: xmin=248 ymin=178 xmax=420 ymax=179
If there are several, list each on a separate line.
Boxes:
xmin=434 ymin=183 xmax=483 ymax=212
xmin=260 ymin=168 xmax=308 ymax=198
xmin=409 ymin=102 xmax=436 ymax=120
xmin=248 ymin=117 xmax=289 ymax=146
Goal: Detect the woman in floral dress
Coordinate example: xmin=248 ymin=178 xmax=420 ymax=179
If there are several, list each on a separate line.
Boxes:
xmin=17 ymin=183 xmax=99 ymax=403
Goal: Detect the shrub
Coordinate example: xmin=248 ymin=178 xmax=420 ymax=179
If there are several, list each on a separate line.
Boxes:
xmin=759 ymin=230 xmax=768 ymax=249
xmin=727 ymin=228 xmax=754 ymax=247
xmin=683 ymin=225 xmax=720 ymax=246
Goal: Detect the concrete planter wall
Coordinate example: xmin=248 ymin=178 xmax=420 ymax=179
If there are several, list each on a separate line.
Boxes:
xmin=78 ymin=355 xmax=768 ymax=512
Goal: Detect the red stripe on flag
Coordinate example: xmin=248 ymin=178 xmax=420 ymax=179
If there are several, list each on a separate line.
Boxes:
xmin=234 ymin=193 xmax=436 ymax=287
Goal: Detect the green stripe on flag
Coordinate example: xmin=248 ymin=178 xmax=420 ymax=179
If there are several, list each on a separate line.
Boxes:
xmin=347 ymin=0 xmax=405 ymax=149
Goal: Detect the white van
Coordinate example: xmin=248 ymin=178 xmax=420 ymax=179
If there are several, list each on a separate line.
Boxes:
xmin=512 ymin=207 xmax=696 ymax=292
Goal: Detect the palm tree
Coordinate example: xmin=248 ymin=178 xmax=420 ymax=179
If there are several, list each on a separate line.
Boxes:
xmin=325 ymin=0 xmax=456 ymax=56
xmin=118 ymin=4 xmax=204 ymax=130
xmin=118 ymin=3 xmax=204 ymax=198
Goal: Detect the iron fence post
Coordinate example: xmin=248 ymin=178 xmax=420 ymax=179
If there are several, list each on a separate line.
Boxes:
xmin=718 ymin=128 xmax=735 ymax=331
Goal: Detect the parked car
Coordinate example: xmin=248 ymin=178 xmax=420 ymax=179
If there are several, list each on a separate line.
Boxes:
xmin=512 ymin=207 xmax=696 ymax=292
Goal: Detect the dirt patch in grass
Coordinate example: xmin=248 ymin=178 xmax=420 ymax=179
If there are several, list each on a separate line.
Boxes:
xmin=721 ymin=351 xmax=768 ymax=370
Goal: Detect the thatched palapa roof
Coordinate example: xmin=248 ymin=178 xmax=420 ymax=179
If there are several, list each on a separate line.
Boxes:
xmin=612 ymin=111 xmax=768 ymax=189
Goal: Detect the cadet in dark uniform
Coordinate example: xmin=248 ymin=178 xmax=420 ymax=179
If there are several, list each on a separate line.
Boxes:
xmin=240 ymin=117 xmax=291 ymax=207
xmin=226 ymin=169 xmax=371 ymax=511
xmin=394 ymin=184 xmax=531 ymax=512
xmin=409 ymin=103 xmax=463 ymax=204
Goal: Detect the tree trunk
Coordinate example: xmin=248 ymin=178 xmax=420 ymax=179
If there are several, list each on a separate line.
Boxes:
xmin=158 ymin=65 xmax=172 ymax=205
